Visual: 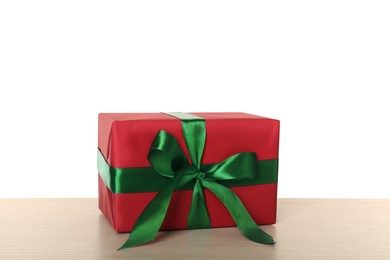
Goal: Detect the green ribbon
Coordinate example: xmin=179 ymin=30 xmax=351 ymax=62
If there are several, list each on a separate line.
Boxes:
xmin=97 ymin=149 xmax=278 ymax=193
xmin=117 ymin=112 xmax=275 ymax=249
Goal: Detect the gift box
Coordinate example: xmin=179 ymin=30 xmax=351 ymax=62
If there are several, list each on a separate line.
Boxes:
xmin=97 ymin=112 xmax=279 ymax=248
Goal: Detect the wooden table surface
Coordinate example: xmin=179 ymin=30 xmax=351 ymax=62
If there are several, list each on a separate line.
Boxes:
xmin=0 ymin=199 xmax=389 ymax=259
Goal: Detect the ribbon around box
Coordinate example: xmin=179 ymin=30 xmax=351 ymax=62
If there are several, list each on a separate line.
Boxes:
xmin=97 ymin=112 xmax=276 ymax=249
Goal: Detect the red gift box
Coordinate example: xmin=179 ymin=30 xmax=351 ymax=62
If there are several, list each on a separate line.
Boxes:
xmin=98 ymin=112 xmax=279 ymax=233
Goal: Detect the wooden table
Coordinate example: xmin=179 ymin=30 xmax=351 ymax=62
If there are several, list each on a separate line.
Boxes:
xmin=0 ymin=199 xmax=389 ymax=259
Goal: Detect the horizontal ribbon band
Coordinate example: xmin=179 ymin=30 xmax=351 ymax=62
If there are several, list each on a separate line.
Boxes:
xmin=97 ymin=149 xmax=278 ymax=194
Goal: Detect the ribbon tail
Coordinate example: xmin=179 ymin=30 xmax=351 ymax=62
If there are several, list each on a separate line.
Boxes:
xmin=200 ymin=180 xmax=275 ymax=245
xmin=118 ymin=180 xmax=176 ymax=250
xmin=187 ymin=179 xmax=210 ymax=229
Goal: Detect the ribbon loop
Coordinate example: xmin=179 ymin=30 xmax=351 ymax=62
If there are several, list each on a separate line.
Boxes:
xmin=204 ymin=152 xmax=258 ymax=181
xmin=147 ymin=130 xmax=188 ymax=178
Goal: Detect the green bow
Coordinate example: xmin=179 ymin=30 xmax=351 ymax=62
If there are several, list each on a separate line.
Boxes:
xmin=119 ymin=114 xmax=274 ymax=249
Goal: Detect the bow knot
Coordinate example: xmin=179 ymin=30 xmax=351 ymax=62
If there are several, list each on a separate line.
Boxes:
xmin=196 ymin=171 xmax=206 ymax=180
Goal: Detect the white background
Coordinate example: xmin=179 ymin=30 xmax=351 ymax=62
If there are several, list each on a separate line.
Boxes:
xmin=0 ymin=1 xmax=389 ymax=198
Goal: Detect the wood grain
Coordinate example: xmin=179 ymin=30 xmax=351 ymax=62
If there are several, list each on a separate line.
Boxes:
xmin=0 ymin=199 xmax=389 ymax=259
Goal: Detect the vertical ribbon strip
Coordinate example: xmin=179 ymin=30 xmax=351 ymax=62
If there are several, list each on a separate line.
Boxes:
xmin=118 ymin=112 xmax=275 ymax=249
